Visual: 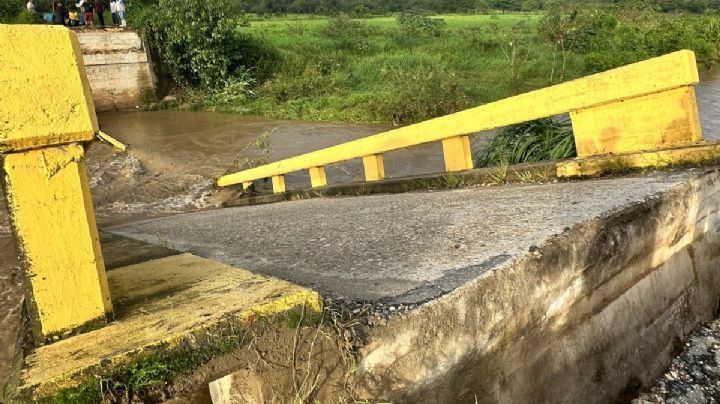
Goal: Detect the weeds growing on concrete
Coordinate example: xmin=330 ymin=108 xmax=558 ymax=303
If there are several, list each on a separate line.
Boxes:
xmin=596 ymin=157 xmax=634 ymax=176
xmin=489 ymin=160 xmax=510 ymax=185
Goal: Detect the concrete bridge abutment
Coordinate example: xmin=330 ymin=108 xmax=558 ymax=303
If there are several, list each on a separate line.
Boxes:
xmin=355 ymin=170 xmax=720 ymax=403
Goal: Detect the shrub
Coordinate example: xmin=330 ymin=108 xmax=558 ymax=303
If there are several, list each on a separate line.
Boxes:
xmin=396 ymin=11 xmax=447 ymax=38
xmin=321 ymin=14 xmax=377 ymax=52
xmin=0 ymin=0 xmax=22 ymax=23
xmin=262 ymin=64 xmax=338 ymax=102
xmin=364 ymin=67 xmax=470 ymax=124
xmin=475 ymin=117 xmax=576 ymax=167
xmin=14 ymin=9 xmax=41 ymax=23
xmin=201 ymin=74 xmax=256 ymax=108
xmin=133 ymin=0 xmax=277 ymax=88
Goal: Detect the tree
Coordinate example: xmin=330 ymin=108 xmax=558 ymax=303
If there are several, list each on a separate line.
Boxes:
xmin=538 ymin=1 xmax=579 ymax=82
xmin=488 ymin=0 xmax=522 ymax=12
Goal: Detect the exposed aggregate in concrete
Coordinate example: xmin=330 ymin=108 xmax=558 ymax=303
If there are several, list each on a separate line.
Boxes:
xmin=636 ymin=317 xmax=720 ymax=404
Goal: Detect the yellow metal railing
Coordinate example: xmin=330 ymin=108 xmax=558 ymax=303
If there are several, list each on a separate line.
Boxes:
xmin=217 ymin=50 xmax=703 ymax=192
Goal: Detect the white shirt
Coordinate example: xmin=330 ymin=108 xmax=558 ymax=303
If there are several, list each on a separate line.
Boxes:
xmin=26 ymin=1 xmax=35 ymax=12
xmin=116 ymin=0 xmax=125 ymax=12
xmin=110 ymin=1 xmax=117 ymax=13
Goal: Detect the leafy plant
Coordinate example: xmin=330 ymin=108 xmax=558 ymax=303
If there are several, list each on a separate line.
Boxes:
xmin=365 ymin=67 xmax=470 ymax=124
xmin=396 ymin=11 xmax=447 ymax=38
xmin=133 ymin=0 xmax=277 ymax=88
xmin=321 ymin=14 xmax=377 ymax=52
xmin=475 ymin=117 xmax=576 ymax=167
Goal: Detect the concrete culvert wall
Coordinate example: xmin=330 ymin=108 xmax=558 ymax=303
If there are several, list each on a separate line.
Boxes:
xmin=356 ymin=170 xmax=720 ymax=403
xmin=77 ymin=31 xmax=158 ymax=111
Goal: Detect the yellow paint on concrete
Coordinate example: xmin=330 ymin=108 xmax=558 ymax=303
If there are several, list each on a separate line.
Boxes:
xmin=97 ymin=130 xmax=127 ymax=152
xmin=363 ymin=154 xmax=385 ymax=182
xmin=242 ymin=181 xmax=253 ymax=190
xmin=0 ymin=25 xmax=98 ymax=153
xmin=442 ymin=136 xmax=474 ymax=172
xmin=272 ymin=175 xmax=286 ymax=193
xmin=17 ymin=253 xmax=323 ymax=400
xmin=309 ymin=166 xmax=328 ymax=188
xmin=217 ymin=50 xmax=698 ymax=187
xmin=2 ymin=144 xmax=111 ymax=340
xmin=571 ymin=86 xmax=702 ymax=157
xmin=556 ymin=142 xmax=720 ymax=177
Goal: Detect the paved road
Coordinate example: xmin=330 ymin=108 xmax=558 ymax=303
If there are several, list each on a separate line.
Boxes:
xmin=109 ymin=170 xmax=699 ymax=305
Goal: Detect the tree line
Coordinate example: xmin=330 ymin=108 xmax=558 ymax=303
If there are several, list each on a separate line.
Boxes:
xmin=237 ymin=0 xmax=720 ymax=15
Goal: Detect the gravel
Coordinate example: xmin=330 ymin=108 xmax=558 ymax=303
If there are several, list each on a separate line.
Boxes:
xmin=635 ymin=317 xmax=720 ymax=404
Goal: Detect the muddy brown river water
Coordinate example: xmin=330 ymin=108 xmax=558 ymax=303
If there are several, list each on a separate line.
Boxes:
xmin=2 ymin=74 xmax=720 ymax=393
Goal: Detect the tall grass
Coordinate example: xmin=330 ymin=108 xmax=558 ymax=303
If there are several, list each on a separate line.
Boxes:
xmin=475 ymin=117 xmax=576 ymax=167
xmin=212 ymin=13 xmax=576 ymax=124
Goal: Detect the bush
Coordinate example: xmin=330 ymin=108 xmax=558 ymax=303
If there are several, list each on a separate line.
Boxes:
xmin=133 ymin=0 xmax=277 ymax=88
xmin=475 ymin=117 xmax=576 ymax=167
xmin=321 ymin=14 xmax=377 ymax=52
xmin=396 ymin=11 xmax=447 ymax=37
xmin=0 ymin=0 xmax=22 ymax=23
xmin=14 ymin=9 xmax=42 ymax=23
xmin=364 ymin=67 xmax=470 ymax=124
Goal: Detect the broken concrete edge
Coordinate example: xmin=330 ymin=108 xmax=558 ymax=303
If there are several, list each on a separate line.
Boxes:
xmin=223 ymin=161 xmax=559 ymax=208
xmin=6 ymin=292 xmax=323 ymax=403
xmin=352 ymin=168 xmax=720 ymax=403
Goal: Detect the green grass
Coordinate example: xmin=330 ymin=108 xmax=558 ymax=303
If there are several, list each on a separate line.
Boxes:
xmin=188 ymin=12 xmax=585 ymax=124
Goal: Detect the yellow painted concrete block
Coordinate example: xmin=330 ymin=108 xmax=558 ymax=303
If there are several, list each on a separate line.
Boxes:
xmin=571 ymin=87 xmax=702 ymax=157
xmin=18 ymin=253 xmax=323 ymax=400
xmin=442 ymin=136 xmax=474 ymax=172
xmin=363 ymin=155 xmax=385 ymax=182
xmin=309 ymin=166 xmax=327 ymax=188
xmin=2 ymin=144 xmax=111 ymax=340
xmin=272 ymin=175 xmax=286 ymax=193
xmin=242 ymin=181 xmax=253 ymax=190
xmin=0 ymin=25 xmax=98 ymax=152
xmin=217 ymin=50 xmax=698 ymax=187
xmin=556 ymin=142 xmax=720 ymax=177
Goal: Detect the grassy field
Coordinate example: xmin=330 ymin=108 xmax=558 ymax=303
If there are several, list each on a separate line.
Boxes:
xmin=175 ymin=10 xmax=720 ymax=126
xmin=192 ymin=13 xmax=588 ymax=124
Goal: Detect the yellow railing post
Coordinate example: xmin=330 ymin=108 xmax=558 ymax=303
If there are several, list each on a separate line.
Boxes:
xmin=309 ymin=166 xmax=327 ymax=188
xmin=442 ymin=136 xmax=474 ymax=172
xmin=272 ymin=175 xmax=286 ymax=193
xmin=363 ymin=154 xmax=385 ymax=181
xmin=0 ymin=25 xmax=112 ymax=342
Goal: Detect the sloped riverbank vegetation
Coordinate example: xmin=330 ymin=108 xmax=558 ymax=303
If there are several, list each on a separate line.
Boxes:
xmin=129 ymin=1 xmax=720 ymax=128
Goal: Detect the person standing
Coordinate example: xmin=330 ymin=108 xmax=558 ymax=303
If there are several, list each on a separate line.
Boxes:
xmin=93 ymin=0 xmax=105 ymax=27
xmin=110 ymin=0 xmax=119 ymax=26
xmin=117 ymin=0 xmax=125 ymax=27
xmin=77 ymin=0 xmax=93 ymax=27
xmin=54 ymin=2 xmax=68 ymax=25
xmin=26 ymin=0 xmax=36 ymax=13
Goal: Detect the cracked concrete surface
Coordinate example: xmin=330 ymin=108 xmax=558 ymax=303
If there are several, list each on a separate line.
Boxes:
xmin=109 ymin=169 xmax=701 ymax=304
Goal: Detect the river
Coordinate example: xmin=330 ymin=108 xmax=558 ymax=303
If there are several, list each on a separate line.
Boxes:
xmin=1 ymin=74 xmax=720 ymax=393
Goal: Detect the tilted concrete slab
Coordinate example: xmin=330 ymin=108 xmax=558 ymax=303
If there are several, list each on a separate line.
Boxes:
xmin=14 ymin=253 xmax=321 ymax=401
xmin=110 ymin=169 xmax=703 ymax=305
xmin=111 ymin=168 xmax=720 ymax=403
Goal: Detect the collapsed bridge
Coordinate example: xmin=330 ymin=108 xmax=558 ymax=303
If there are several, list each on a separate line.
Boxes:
xmin=1 ymin=24 xmax=720 ymax=404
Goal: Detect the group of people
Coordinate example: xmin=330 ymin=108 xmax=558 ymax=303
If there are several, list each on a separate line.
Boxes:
xmin=26 ymin=0 xmax=126 ymax=28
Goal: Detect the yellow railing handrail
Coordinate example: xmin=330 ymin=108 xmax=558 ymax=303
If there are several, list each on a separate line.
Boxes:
xmin=217 ymin=50 xmax=699 ymax=191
